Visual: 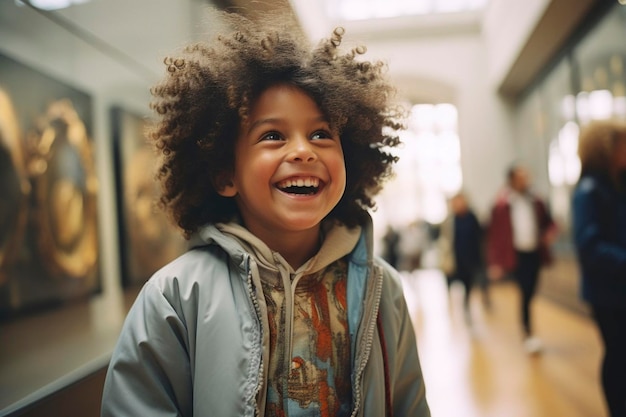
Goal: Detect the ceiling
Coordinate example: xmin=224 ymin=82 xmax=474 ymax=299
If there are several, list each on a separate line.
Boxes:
xmin=1 ymin=0 xmax=615 ymax=107
xmin=0 ymin=0 xmax=491 ymax=107
xmin=0 ymin=0 xmax=296 ymax=106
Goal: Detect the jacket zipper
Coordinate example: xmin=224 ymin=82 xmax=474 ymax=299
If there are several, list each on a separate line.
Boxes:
xmin=282 ymin=266 xmax=295 ymax=379
xmin=245 ymin=261 xmax=265 ymax=417
xmin=350 ymin=265 xmax=384 ymax=417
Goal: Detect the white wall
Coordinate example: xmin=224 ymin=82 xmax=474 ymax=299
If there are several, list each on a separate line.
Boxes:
xmin=481 ymin=0 xmax=551 ymax=89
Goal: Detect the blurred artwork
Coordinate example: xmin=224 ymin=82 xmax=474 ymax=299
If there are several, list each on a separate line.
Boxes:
xmin=111 ymin=107 xmax=187 ymax=287
xmin=0 ymin=88 xmax=29 ymax=288
xmin=0 ymin=52 xmax=99 ymax=319
xmin=28 ymin=99 xmax=98 ymax=280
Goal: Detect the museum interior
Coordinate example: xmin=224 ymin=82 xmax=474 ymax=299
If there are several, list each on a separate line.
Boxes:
xmin=1 ymin=0 xmax=625 ymax=416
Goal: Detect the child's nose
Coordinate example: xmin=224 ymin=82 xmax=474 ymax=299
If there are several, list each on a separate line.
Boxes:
xmin=288 ymin=137 xmax=317 ymax=163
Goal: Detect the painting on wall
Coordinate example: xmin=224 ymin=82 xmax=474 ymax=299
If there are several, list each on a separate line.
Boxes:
xmin=0 ymin=52 xmax=100 ymax=319
xmin=111 ymin=106 xmax=187 ymax=287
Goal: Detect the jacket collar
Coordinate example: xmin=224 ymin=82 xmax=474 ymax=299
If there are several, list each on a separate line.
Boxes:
xmin=189 ymin=216 xmax=369 ymax=275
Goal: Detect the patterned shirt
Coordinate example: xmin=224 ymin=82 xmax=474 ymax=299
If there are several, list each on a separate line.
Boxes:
xmin=262 ymin=259 xmax=352 ymax=417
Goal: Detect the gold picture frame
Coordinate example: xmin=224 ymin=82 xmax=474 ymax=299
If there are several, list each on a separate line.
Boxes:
xmin=0 ymin=53 xmax=100 ymax=318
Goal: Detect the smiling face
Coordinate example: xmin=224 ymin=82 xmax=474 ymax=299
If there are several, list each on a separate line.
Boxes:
xmin=218 ymin=84 xmax=346 ymax=253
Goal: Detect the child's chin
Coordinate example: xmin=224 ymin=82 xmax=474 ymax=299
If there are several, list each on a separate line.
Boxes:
xmin=281 ymin=216 xmax=327 ymax=231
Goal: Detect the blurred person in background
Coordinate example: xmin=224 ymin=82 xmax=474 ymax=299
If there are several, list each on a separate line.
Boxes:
xmin=438 ymin=192 xmax=489 ymax=322
xmin=487 ymin=164 xmax=557 ymax=354
xmin=397 ymin=219 xmax=429 ymax=273
xmin=573 ymin=119 xmax=626 ymax=417
xmin=381 ymin=224 xmax=401 ymax=270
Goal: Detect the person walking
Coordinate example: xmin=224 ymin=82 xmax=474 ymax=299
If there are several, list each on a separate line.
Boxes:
xmin=487 ymin=164 xmax=557 ymax=353
xmin=439 ymin=192 xmax=488 ymax=321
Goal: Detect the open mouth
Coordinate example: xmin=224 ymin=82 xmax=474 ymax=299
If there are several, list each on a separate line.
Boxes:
xmin=276 ymin=177 xmax=321 ymax=196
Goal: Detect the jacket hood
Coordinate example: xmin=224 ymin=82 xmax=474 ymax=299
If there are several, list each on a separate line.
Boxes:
xmin=189 ymin=217 xmax=369 ymax=276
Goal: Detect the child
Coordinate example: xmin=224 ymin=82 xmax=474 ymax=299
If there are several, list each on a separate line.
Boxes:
xmin=101 ymin=11 xmax=430 ymax=417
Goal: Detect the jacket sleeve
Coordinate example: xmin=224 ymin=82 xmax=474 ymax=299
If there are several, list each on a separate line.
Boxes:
xmin=537 ymin=198 xmax=556 ymax=235
xmin=101 ymin=282 xmax=193 ymax=417
xmin=486 ymin=202 xmax=514 ymax=271
xmin=381 ymin=266 xmax=431 ymax=417
xmin=573 ymin=179 xmax=626 ymax=276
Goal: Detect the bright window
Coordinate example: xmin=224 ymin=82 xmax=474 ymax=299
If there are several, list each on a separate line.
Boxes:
xmin=15 ymin=0 xmax=90 ymax=11
xmin=374 ymin=103 xmax=462 ymax=229
xmin=331 ymin=0 xmax=488 ymax=21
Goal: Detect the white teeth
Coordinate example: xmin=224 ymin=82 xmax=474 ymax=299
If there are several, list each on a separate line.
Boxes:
xmin=277 ymin=177 xmax=320 ymax=189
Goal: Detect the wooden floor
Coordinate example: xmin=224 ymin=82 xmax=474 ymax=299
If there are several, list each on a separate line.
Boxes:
xmin=402 ymin=269 xmax=608 ymax=417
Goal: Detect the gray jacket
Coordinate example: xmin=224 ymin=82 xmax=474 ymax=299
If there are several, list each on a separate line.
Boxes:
xmin=101 ymin=220 xmax=430 ymax=416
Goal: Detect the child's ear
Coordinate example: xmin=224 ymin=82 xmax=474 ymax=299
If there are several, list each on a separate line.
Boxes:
xmin=214 ymin=172 xmax=237 ymax=197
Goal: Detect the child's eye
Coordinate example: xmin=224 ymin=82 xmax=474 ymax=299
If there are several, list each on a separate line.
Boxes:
xmin=260 ymin=131 xmax=282 ymax=141
xmin=311 ymin=130 xmax=333 ymax=140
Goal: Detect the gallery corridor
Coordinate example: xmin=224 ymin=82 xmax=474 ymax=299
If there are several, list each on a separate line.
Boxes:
xmin=403 ymin=269 xmax=607 ymax=417
xmin=1 ymin=1 xmax=625 ymax=415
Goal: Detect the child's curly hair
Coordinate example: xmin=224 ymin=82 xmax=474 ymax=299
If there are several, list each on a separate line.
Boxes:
xmin=148 ymin=11 xmax=404 ymax=238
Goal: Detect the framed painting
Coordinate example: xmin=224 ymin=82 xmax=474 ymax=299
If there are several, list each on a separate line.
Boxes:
xmin=0 ymin=52 xmax=100 ymax=319
xmin=111 ymin=106 xmax=187 ymax=287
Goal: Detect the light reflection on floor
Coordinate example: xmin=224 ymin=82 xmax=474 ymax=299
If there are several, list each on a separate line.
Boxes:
xmin=401 ymin=269 xmax=607 ymax=417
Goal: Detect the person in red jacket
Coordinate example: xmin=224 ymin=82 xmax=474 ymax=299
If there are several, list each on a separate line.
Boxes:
xmin=487 ymin=164 xmax=557 ymax=354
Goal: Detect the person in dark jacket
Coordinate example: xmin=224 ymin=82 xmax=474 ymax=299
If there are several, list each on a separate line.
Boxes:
xmin=573 ymin=119 xmax=626 ymax=417
xmin=439 ymin=192 xmax=488 ymax=321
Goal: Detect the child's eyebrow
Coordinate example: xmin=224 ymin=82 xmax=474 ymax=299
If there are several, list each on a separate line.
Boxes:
xmin=246 ymin=116 xmax=329 ymax=135
xmin=247 ymin=118 xmax=280 ymax=135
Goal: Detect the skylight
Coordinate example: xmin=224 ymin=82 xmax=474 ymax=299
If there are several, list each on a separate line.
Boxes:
xmin=16 ymin=0 xmax=90 ymax=11
xmin=331 ymin=0 xmax=488 ymax=21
